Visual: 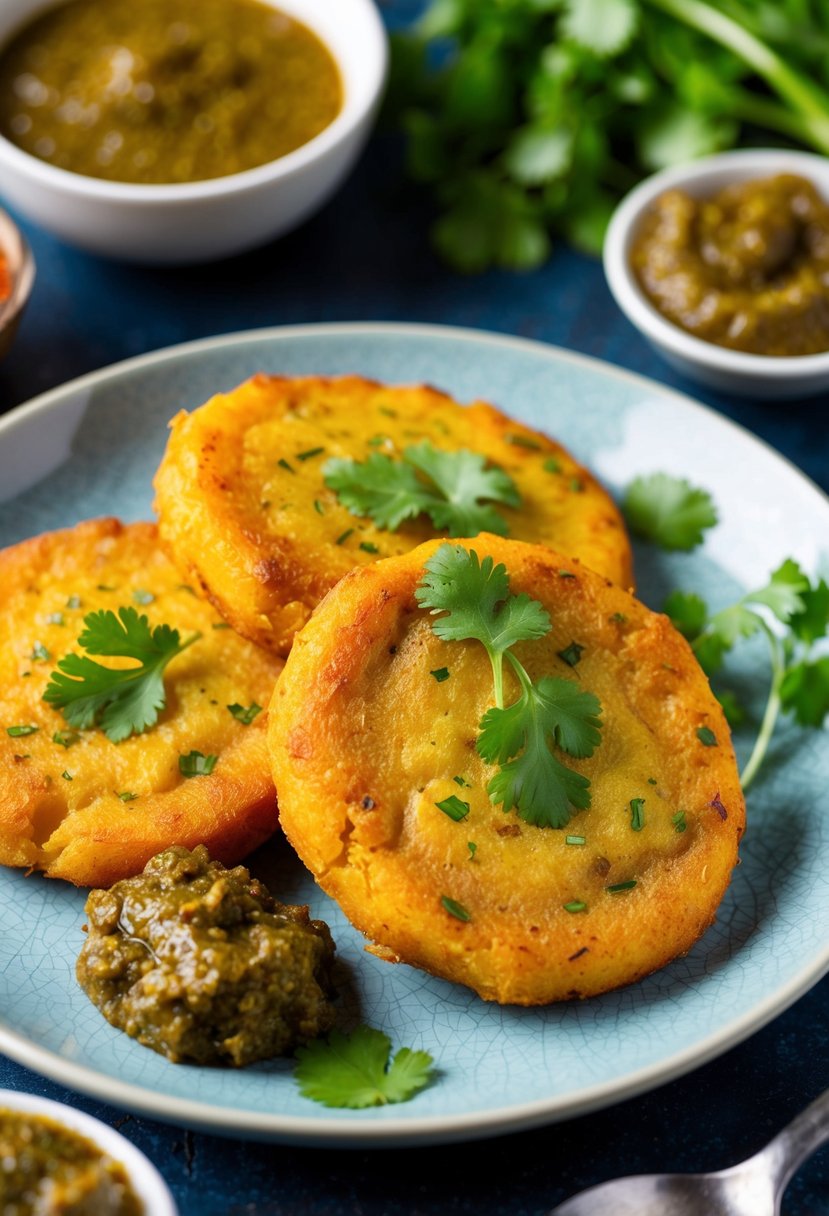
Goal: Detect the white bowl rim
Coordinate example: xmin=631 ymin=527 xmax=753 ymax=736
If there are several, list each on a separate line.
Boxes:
xmin=603 ymin=146 xmax=829 ymax=380
xmin=0 ymin=0 xmax=388 ymax=204
xmin=0 ymin=1088 xmax=178 ymax=1214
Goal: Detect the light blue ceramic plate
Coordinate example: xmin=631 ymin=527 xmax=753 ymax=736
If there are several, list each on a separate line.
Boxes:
xmin=1 ymin=323 xmax=828 ymax=1147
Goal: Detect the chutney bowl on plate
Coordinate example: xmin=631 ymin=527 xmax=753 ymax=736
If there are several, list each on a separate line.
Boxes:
xmin=0 ymin=0 xmax=388 ymax=263
xmin=603 ymin=148 xmax=829 ymax=400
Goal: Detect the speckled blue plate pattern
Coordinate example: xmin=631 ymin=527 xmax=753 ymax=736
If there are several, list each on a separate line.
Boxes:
xmin=1 ymin=323 xmax=828 ymax=1147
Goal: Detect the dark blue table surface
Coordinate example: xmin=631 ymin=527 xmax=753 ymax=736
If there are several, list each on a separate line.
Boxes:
xmin=1 ymin=4 xmax=829 ymax=1212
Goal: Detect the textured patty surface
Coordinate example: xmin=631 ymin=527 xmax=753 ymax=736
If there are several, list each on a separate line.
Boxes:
xmin=153 ymin=375 xmax=633 ymax=654
xmin=269 ymin=536 xmax=745 ymax=1005
xmin=0 ymin=519 xmax=283 ymax=886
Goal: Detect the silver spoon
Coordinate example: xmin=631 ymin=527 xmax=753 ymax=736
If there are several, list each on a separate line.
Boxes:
xmin=549 ymin=1087 xmax=829 ymax=1215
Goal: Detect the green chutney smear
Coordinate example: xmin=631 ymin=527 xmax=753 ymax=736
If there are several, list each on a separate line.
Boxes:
xmin=0 ymin=0 xmax=342 ymax=184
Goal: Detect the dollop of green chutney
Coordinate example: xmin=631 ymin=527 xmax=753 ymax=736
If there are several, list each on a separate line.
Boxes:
xmin=631 ymin=173 xmax=829 ymax=356
xmin=77 ymin=845 xmax=337 ymax=1066
xmin=0 ymin=1108 xmax=142 ymax=1215
xmin=0 ymin=0 xmax=342 ymax=184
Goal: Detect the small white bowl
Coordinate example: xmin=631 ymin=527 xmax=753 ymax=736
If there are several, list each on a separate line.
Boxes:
xmin=0 ymin=0 xmax=388 ymax=263
xmin=603 ymin=148 xmax=829 ymax=399
xmin=0 ymin=1088 xmax=177 ymax=1213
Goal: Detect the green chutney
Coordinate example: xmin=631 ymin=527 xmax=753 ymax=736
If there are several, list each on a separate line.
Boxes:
xmin=631 ymin=174 xmax=829 ymax=357
xmin=0 ymin=1108 xmax=142 ymax=1215
xmin=0 ymin=0 xmax=342 ymax=184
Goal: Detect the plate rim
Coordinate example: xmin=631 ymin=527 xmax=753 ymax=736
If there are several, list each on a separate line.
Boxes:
xmin=2 ymin=319 xmax=829 ymax=1146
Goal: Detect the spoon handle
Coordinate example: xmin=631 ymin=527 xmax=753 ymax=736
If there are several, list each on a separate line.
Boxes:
xmin=759 ymin=1087 xmax=829 ymax=1200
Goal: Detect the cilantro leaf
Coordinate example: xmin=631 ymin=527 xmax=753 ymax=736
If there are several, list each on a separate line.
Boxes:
xmin=294 ymin=1026 xmax=434 ymax=1109
xmin=744 ymin=558 xmax=809 ymax=623
xmin=663 ymin=589 xmax=708 ymax=639
xmin=323 ymin=451 xmax=432 ymax=531
xmin=42 ymin=607 xmax=200 ymax=743
xmin=788 ymin=578 xmax=829 ymax=644
xmin=780 ymin=658 xmax=829 ymax=727
xmin=324 ymin=443 xmax=520 ymax=538
xmin=415 ymin=545 xmax=550 ymax=703
xmin=479 ymin=673 xmax=601 ymax=828
xmin=417 ymin=544 xmax=603 ymax=828
xmin=623 ymin=473 xmax=717 ymax=551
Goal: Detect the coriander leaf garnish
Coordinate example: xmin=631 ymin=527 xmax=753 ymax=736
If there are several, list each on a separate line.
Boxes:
xmin=696 ymin=726 xmax=717 ymax=747
xmin=7 ymin=725 xmax=38 ymax=738
xmin=52 ymin=730 xmax=79 ymax=749
xmin=294 ymin=1026 xmax=434 ymax=1109
xmin=179 ymin=750 xmax=217 ymax=777
xmin=430 ymin=666 xmax=450 ymax=682
xmin=417 ymin=544 xmax=602 ymax=829
xmin=118 ymin=791 xmax=138 ymax=802
xmin=667 ymin=557 xmax=826 ymax=790
xmin=42 ymin=607 xmax=201 ymax=744
xmin=227 ymin=702 xmax=263 ymax=726
xmin=323 ymin=441 xmax=520 ymax=538
xmin=623 ymin=473 xmax=717 ymax=550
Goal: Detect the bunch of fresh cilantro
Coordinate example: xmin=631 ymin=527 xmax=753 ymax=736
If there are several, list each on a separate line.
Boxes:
xmin=389 ymin=0 xmax=829 ymax=271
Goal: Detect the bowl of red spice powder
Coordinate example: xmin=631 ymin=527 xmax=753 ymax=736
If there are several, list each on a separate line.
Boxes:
xmin=0 ymin=203 xmax=33 ymax=358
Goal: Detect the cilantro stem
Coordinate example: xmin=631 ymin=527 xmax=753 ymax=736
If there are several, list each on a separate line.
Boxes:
xmin=644 ymin=0 xmax=829 ymax=152
xmin=739 ymin=618 xmax=784 ymax=792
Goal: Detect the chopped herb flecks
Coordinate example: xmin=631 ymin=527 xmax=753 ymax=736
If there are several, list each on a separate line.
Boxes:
xmin=563 ymin=900 xmax=587 ymax=913
xmin=7 ymin=725 xmax=38 ymax=737
xmin=436 ymin=795 xmax=470 ymax=822
xmin=66 ymin=595 xmax=82 ymax=610
xmin=132 ymin=589 xmax=154 ymax=606
xmin=672 ymin=810 xmax=687 ymax=833
xmin=467 ymin=841 xmax=477 ymax=860
xmin=441 ymin=895 xmax=471 ymax=922
xmin=557 ymin=641 xmax=584 ymax=667
xmin=359 ymin=541 xmax=380 ymax=554
xmin=697 ymin=726 xmax=717 ymax=747
xmin=430 ymin=667 xmax=450 ymax=683
xmin=335 ymin=529 xmax=354 ymax=546
xmin=606 ymin=880 xmax=637 ymax=894
xmin=179 ymin=750 xmax=217 ymax=777
xmin=505 ymin=434 xmax=541 ymax=450
xmin=297 ymin=447 xmax=325 ymax=461
xmin=53 ymin=730 xmax=79 ymax=748
xmin=630 ymin=797 xmax=645 ymax=831
xmin=565 ymin=834 xmax=585 ymax=846
xmin=30 ymin=642 xmax=50 ymax=663
xmin=46 ymin=612 xmax=65 ymax=626
xmin=227 ymin=702 xmax=263 ymax=726
xmin=543 ymin=457 xmax=561 ymax=474
xmin=118 ymin=791 xmax=138 ymax=802
xmin=277 ymin=458 xmax=295 ymax=473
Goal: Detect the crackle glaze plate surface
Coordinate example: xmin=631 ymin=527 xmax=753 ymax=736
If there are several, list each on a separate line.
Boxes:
xmin=1 ymin=323 xmax=828 ymax=1146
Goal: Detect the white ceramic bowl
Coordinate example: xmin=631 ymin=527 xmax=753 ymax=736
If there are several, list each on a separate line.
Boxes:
xmin=603 ymin=148 xmax=829 ymax=399
xmin=0 ymin=1088 xmax=177 ymax=1213
xmin=0 ymin=0 xmax=388 ymax=263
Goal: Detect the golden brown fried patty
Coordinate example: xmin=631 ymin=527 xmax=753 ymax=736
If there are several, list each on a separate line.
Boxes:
xmin=0 ymin=518 xmax=283 ymax=886
xmin=153 ymin=375 xmax=633 ymax=655
xmin=269 ymin=536 xmax=745 ymax=1005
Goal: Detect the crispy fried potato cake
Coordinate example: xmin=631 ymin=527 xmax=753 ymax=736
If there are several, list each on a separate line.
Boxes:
xmin=153 ymin=375 xmax=633 ymax=655
xmin=269 ymin=536 xmax=745 ymax=1005
xmin=0 ymin=518 xmax=283 ymax=886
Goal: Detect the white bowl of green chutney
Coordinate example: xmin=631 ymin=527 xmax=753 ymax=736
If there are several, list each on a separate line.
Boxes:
xmin=0 ymin=0 xmax=388 ymax=263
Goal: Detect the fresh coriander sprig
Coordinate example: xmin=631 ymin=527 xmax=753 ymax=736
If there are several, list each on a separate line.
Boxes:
xmin=323 ymin=441 xmax=520 ymax=538
xmin=43 ymin=607 xmax=201 ymax=743
xmin=294 ymin=1026 xmax=434 ymax=1109
xmin=416 ymin=544 xmax=603 ymax=828
xmin=665 ymin=559 xmax=829 ymax=789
